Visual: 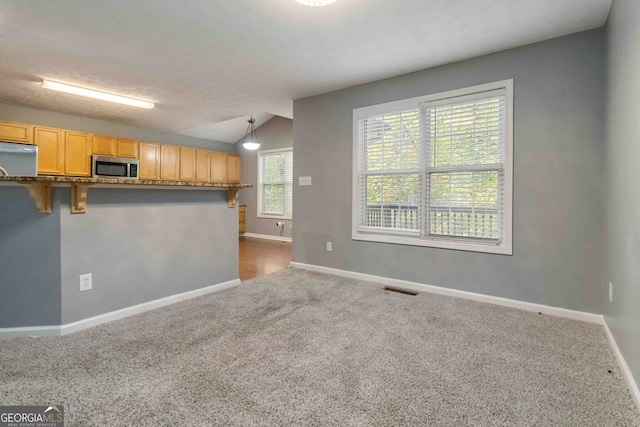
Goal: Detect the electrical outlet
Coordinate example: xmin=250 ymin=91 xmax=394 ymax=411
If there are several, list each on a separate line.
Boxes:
xmin=609 ymin=282 xmax=613 ymax=302
xmin=79 ymin=273 xmax=92 ymax=292
xmin=276 ymin=221 xmax=285 ymax=227
xmin=299 ymin=176 xmax=312 ymax=186
xmin=326 ymin=242 xmax=332 ymax=252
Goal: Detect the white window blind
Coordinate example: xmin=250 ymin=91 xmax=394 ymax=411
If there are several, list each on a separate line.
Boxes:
xmin=353 ymin=80 xmax=513 ymax=254
xmin=258 ymin=148 xmax=293 ymax=219
xmin=357 ymin=108 xmax=421 ymax=233
xmin=424 ymin=89 xmax=506 ymax=242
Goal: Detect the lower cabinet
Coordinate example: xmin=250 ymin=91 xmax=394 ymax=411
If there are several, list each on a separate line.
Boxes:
xmin=239 ymin=204 xmax=247 ymax=234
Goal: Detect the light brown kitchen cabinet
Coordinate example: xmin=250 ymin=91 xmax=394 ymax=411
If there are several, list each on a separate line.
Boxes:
xmin=65 ymin=131 xmax=92 ymax=176
xmin=195 ymin=150 xmax=210 ymax=182
xmin=0 ymin=120 xmax=32 ymax=144
xmin=180 ymin=147 xmax=196 ymax=181
xmin=226 ymin=154 xmax=241 ymax=183
xmin=116 ymin=139 xmax=139 ymax=158
xmin=239 ymin=204 xmax=247 ymax=233
xmin=139 ymin=142 xmax=160 ymax=179
xmin=34 ymin=126 xmax=64 ymax=175
xmin=3 ymin=117 xmax=245 ymax=185
xmin=160 ymin=144 xmax=180 ymax=180
xmin=92 ymin=135 xmax=117 ymax=156
xmin=210 ymin=151 xmax=226 ymax=183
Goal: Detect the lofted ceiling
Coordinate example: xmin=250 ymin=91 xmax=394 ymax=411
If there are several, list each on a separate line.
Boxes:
xmin=0 ymin=0 xmax=612 ymax=143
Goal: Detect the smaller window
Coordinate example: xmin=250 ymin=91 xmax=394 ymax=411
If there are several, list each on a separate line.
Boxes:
xmin=258 ymin=148 xmax=293 ymax=219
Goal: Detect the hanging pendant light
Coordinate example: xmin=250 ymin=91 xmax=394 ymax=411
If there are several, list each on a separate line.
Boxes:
xmin=242 ymin=115 xmax=261 ymax=150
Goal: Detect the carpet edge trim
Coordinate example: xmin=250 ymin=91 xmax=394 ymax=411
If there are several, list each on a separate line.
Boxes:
xmin=290 ymin=262 xmax=602 ymax=324
xmin=0 ymin=278 xmax=241 ymax=339
xmin=603 ymin=319 xmax=640 ymax=411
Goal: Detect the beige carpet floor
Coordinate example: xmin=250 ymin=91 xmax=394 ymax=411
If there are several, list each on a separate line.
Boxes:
xmin=1 ymin=269 xmax=638 ymax=426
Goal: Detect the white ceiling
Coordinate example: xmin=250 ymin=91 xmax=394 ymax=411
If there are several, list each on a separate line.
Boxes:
xmin=0 ymin=0 xmax=612 ymax=143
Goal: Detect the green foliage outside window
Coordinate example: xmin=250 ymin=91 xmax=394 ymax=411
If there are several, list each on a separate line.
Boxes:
xmin=361 ymin=96 xmax=503 ymax=239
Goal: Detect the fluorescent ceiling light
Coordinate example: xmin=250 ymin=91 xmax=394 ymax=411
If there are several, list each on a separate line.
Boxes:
xmin=294 ymin=0 xmax=338 ymax=6
xmin=41 ymin=80 xmax=154 ymax=109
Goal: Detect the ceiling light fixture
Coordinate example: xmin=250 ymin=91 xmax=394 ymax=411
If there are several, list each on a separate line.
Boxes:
xmin=242 ymin=115 xmax=261 ymax=150
xmin=294 ymin=0 xmax=338 ymax=6
xmin=41 ymin=80 xmax=155 ymax=109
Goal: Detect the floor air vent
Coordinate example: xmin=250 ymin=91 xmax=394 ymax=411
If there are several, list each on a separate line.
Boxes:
xmin=383 ymin=286 xmax=419 ymax=296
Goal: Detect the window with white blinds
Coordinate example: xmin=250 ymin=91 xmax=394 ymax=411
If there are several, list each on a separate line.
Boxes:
xmin=258 ymin=148 xmax=293 ymax=219
xmin=352 ymin=80 xmax=513 ymax=254
xmin=357 ymin=107 xmax=422 ymax=234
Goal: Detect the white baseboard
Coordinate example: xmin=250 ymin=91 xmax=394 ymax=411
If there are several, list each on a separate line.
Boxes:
xmin=603 ymin=319 xmax=640 ymax=411
xmin=242 ymin=232 xmax=292 ymax=243
xmin=0 ymin=325 xmax=61 ymax=339
xmin=290 ymin=262 xmax=603 ymax=324
xmin=0 ymin=278 xmax=241 ymax=339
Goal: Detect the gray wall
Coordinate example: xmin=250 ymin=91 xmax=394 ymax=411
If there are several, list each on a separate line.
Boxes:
xmin=293 ymin=29 xmax=605 ymax=313
xmin=0 ymin=102 xmax=240 ymax=328
xmin=60 ymin=188 xmax=237 ymax=324
xmin=0 ymin=102 xmax=234 ymax=152
xmin=604 ymin=0 xmax=640 ymax=391
xmin=0 ymin=186 xmax=237 ymax=328
xmin=236 ymin=116 xmax=293 ymax=239
xmin=0 ymin=187 xmax=62 ymax=327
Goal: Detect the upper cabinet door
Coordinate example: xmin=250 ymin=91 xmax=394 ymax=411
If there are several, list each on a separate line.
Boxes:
xmin=180 ymin=147 xmax=196 ymax=181
xmin=139 ymin=142 xmax=160 ymax=179
xmin=0 ymin=120 xmax=32 ymax=144
xmin=195 ymin=150 xmax=210 ymax=182
xmin=92 ymin=135 xmax=117 ymax=156
xmin=160 ymin=145 xmax=180 ymax=180
xmin=116 ymin=139 xmax=139 ymax=158
xmin=226 ymin=154 xmax=241 ymax=183
xmin=65 ymin=131 xmax=92 ymax=176
xmin=34 ymin=126 xmax=64 ymax=175
xmin=210 ymin=151 xmax=226 ymax=183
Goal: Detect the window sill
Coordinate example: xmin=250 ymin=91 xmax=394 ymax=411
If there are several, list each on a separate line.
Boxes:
xmin=352 ymin=231 xmax=512 ymax=255
xmin=258 ymin=214 xmax=292 ymax=220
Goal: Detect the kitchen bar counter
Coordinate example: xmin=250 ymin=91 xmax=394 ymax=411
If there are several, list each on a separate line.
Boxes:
xmin=0 ymin=175 xmax=251 ymax=213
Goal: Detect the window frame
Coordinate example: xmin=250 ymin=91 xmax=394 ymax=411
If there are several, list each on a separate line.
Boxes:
xmin=257 ymin=147 xmax=293 ymax=220
xmin=352 ymin=80 xmax=513 ymax=255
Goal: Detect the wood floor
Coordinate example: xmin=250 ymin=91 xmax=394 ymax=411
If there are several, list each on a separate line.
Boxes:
xmin=239 ymin=236 xmax=292 ymax=281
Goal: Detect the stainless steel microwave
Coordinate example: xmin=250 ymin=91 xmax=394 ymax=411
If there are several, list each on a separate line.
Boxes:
xmin=92 ymin=155 xmax=139 ymax=179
